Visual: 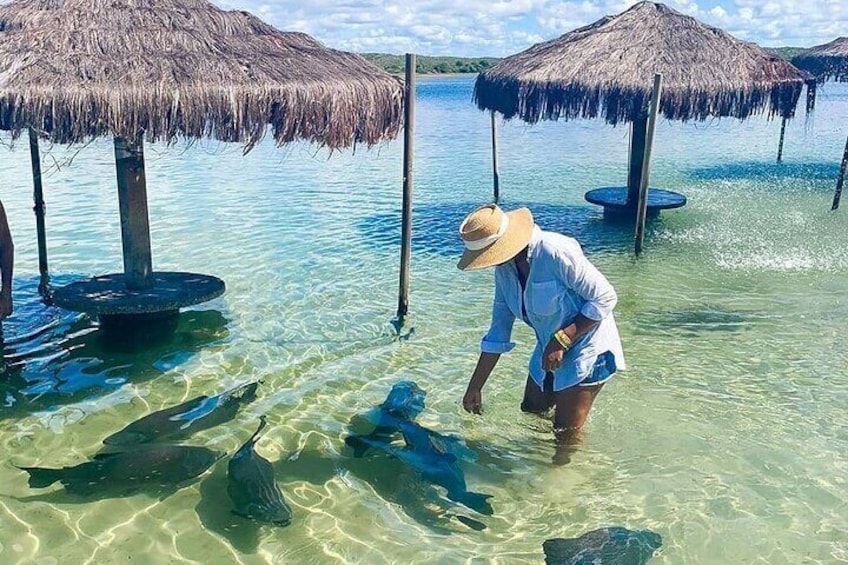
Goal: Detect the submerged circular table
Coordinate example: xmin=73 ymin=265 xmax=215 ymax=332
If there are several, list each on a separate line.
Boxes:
xmin=585 ymin=187 xmax=687 ymax=220
xmin=53 ymin=271 xmax=226 ymax=327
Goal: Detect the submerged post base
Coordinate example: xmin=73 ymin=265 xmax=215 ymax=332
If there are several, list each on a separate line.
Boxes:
xmin=585 ymin=187 xmax=687 ymax=222
xmin=53 ymin=272 xmax=225 ymax=328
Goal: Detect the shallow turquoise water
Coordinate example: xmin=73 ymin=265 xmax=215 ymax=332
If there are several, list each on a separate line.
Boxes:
xmin=0 ymin=75 xmax=846 ymax=563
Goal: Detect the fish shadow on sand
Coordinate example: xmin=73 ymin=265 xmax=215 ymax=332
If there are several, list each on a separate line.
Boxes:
xmin=274 ymin=429 xmax=516 ymax=535
xmin=543 ymin=527 xmax=663 ymax=565
xmin=631 ymin=307 xmax=763 ymax=337
xmin=0 ymin=305 xmax=230 ymax=422
xmin=274 ymin=448 xmax=476 ymax=535
xmin=358 ymin=202 xmax=641 ymax=258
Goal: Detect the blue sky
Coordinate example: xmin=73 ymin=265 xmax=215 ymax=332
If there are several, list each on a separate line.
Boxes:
xmin=212 ymin=0 xmax=846 ymax=57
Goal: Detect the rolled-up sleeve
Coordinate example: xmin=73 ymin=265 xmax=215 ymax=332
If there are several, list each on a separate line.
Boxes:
xmin=556 ymin=245 xmax=617 ymax=321
xmin=481 ymin=275 xmax=516 ymax=354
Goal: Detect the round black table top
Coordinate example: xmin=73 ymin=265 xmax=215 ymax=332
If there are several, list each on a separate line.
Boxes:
xmin=585 ymin=187 xmax=687 ymax=210
xmin=52 ymin=272 xmax=225 ymax=316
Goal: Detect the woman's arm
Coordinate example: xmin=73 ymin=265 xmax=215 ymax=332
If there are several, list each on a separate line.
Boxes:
xmin=543 ymin=243 xmax=618 ymax=371
xmin=464 ymin=273 xmax=515 ymax=413
xmin=463 ymin=352 xmax=500 ymax=414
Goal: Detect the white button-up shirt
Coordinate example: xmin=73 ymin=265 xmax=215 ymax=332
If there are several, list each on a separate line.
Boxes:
xmin=481 ymin=226 xmax=625 ymax=391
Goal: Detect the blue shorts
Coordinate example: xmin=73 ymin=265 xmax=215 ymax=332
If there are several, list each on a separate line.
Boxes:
xmin=579 ymin=351 xmax=617 ymax=387
xmin=541 ymin=351 xmax=617 ymax=392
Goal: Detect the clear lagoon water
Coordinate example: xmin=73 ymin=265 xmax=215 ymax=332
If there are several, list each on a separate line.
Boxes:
xmin=0 ymin=75 xmax=846 ymax=564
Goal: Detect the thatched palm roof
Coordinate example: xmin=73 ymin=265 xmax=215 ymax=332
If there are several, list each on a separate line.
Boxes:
xmin=792 ymin=37 xmax=848 ymax=83
xmin=475 ymin=1 xmax=805 ymax=125
xmin=0 ymin=0 xmax=403 ymax=149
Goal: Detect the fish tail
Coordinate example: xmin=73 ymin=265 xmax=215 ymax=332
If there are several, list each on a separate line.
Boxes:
xmin=248 ymin=416 xmax=267 ymax=445
xmin=17 ymin=466 xmax=61 ymax=488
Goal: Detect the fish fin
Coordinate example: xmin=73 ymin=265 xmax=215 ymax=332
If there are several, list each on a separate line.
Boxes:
xmin=455 ymin=491 xmax=494 ymax=516
xmin=226 ymin=381 xmax=259 ymax=404
xmin=453 ymin=514 xmax=487 ymax=531
xmin=17 ymin=466 xmax=61 ymax=489
xmin=344 ymin=435 xmax=376 ymax=458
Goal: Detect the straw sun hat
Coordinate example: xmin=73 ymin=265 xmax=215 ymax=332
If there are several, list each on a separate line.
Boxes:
xmin=457 ymin=204 xmax=534 ymax=270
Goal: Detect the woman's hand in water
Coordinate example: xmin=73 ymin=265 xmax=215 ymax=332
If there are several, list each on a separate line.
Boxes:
xmin=463 ymin=387 xmax=483 ymax=414
xmin=543 ymin=338 xmax=565 ymax=372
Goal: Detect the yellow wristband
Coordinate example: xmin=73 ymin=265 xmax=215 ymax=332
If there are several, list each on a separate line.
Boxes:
xmin=554 ymin=329 xmax=572 ymax=350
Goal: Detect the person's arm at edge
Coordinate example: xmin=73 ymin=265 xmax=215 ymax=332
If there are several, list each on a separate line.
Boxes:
xmin=0 ymin=202 xmax=13 ymax=319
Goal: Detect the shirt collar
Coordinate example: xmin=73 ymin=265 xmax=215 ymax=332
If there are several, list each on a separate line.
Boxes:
xmin=526 ymin=225 xmax=542 ymax=264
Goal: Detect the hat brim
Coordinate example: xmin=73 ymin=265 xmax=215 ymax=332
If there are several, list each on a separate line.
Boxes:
xmin=457 ymin=208 xmax=534 ymax=271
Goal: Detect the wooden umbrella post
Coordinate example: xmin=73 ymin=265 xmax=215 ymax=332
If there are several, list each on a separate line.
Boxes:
xmin=28 ymin=128 xmax=49 ymax=296
xmin=114 ymin=136 xmax=153 ymax=290
xmin=832 ymin=134 xmax=848 ymax=211
xmin=806 ymin=79 xmax=817 ymax=114
xmin=396 ymin=53 xmax=416 ymax=324
xmin=626 ymin=114 xmax=649 ymax=205
xmin=491 ymin=111 xmax=500 ymax=203
xmin=635 ymin=73 xmax=663 ymax=255
xmin=777 ymin=117 xmax=787 ymax=162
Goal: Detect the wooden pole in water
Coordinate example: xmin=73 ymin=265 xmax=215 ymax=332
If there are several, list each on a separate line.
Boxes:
xmin=397 ymin=53 xmax=415 ymax=322
xmin=28 ymin=128 xmax=49 ymax=294
xmin=491 ymin=111 xmax=500 ymax=203
xmin=806 ymin=79 xmax=817 ymax=114
xmin=626 ymin=114 xmax=649 ymax=205
xmin=114 ymin=136 xmax=153 ymax=289
xmin=635 ymin=73 xmax=663 ymax=255
xmin=777 ymin=117 xmax=787 ymax=162
xmin=832 ymin=134 xmax=848 ymax=211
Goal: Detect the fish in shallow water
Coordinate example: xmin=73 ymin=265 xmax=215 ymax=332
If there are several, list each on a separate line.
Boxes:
xmin=18 ymin=445 xmax=223 ymax=495
xmin=543 ymin=527 xmax=663 ymax=565
xmin=344 ymin=380 xmax=425 ymax=457
xmin=102 ymin=381 xmax=259 ymax=446
xmin=344 ymin=381 xmax=474 ymax=461
xmin=228 ymin=417 xmax=292 ymax=526
xmin=393 ymin=419 xmax=493 ymax=515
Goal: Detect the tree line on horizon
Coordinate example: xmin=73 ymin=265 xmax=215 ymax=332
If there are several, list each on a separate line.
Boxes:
xmin=362 ymin=47 xmax=808 ymax=75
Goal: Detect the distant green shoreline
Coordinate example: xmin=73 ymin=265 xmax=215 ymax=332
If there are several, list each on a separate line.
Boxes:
xmin=361 ymin=53 xmax=501 ymax=75
xmin=362 ymin=47 xmax=806 ymax=76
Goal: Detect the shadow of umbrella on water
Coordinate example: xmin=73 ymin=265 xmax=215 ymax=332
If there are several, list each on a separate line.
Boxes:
xmin=0 ymin=280 xmax=230 ymax=421
xmin=686 ymin=160 xmax=840 ymax=184
xmin=359 ymin=201 xmax=646 ymax=259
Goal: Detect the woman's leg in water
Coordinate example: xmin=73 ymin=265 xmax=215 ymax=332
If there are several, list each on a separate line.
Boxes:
xmin=520 ymin=374 xmax=555 ymax=415
xmin=552 ymin=383 xmax=605 ymax=465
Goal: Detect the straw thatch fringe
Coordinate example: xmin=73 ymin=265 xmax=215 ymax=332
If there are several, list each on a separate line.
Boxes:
xmin=475 ymin=1 xmax=804 ymax=125
xmin=792 ymin=37 xmax=848 ymax=83
xmin=0 ymin=0 xmax=403 ymax=150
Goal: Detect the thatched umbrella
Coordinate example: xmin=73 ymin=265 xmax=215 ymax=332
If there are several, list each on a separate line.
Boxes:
xmin=475 ymin=1 xmax=805 ymax=221
xmin=793 ymin=37 xmax=848 ymax=83
xmin=0 ymin=0 xmax=403 ymax=323
xmin=792 ymin=37 xmax=848 ymax=209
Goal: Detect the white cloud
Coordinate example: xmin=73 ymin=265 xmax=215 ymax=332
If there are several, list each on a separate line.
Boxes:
xmin=211 ymin=0 xmax=848 ymax=56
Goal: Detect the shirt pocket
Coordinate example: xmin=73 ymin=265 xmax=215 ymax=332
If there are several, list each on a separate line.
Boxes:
xmin=528 ymin=280 xmax=560 ymax=317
